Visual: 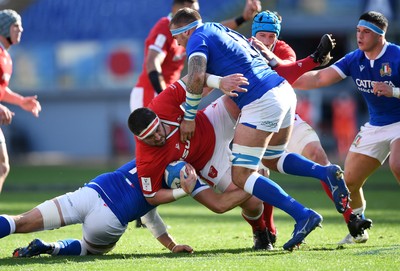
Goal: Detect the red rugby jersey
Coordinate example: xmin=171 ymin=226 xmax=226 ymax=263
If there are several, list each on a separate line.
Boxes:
xmin=135 ymin=81 xmax=215 ymax=197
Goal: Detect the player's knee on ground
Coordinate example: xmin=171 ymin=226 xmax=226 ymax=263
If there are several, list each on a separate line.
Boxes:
xmin=84 ymin=239 xmax=116 ymax=255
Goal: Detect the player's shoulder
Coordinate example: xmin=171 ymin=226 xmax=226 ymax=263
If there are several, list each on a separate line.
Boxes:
xmin=385 ymin=42 xmax=400 ymax=55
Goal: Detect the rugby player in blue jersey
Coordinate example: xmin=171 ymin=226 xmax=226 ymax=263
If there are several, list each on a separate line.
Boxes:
xmin=169 ymin=7 xmax=350 ymax=251
xmin=0 ymin=160 xmax=196 ymax=257
xmin=294 ymin=11 xmax=398 ymax=244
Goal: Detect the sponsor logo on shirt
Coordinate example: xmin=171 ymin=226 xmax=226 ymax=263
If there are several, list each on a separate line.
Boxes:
xmin=141 ymin=177 xmax=152 ymax=192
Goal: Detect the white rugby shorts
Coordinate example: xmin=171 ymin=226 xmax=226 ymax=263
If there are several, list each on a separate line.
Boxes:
xmin=239 ymin=81 xmax=296 ymax=133
xmin=350 ymin=121 xmax=400 ymax=164
xmin=56 ymin=187 xmax=127 ymax=246
xmin=200 ymin=97 xmax=235 ymax=192
xmin=286 ymin=114 xmax=321 ymax=154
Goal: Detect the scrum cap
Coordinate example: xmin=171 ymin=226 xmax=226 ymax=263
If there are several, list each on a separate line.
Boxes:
xmin=252 ymin=11 xmax=281 ymax=37
xmin=0 ymin=9 xmax=21 ymax=38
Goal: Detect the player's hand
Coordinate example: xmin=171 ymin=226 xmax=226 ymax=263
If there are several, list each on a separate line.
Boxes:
xmin=171 ymin=244 xmax=194 ymax=253
xmin=0 ymin=104 xmax=14 ymax=125
xmin=373 ymin=82 xmax=394 ymax=98
xmin=20 ymin=95 xmax=41 ymax=117
xmin=250 ymin=37 xmax=275 ymax=61
xmin=180 ymin=119 xmax=195 ymax=142
xmin=180 ymin=163 xmax=198 ymax=194
xmin=219 ymin=73 xmax=248 ymax=97
xmin=243 ymin=0 xmax=261 ymax=21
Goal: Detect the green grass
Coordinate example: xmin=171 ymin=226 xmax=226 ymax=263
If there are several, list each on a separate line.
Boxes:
xmin=0 ymin=164 xmax=399 ymax=270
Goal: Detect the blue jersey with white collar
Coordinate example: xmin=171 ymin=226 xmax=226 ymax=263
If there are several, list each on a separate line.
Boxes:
xmin=186 ymin=22 xmax=285 ymax=109
xmin=333 ymin=42 xmax=400 ymax=126
xmin=85 ymin=160 xmax=155 ymax=226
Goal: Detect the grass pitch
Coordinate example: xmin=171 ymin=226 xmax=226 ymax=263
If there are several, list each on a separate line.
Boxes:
xmin=0 ymin=163 xmax=399 ymax=270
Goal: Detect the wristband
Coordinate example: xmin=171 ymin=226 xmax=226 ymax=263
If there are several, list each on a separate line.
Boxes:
xmin=148 ymin=70 xmax=164 ymax=94
xmin=172 ymin=188 xmax=187 ymax=200
xmin=167 ymin=241 xmax=176 ymax=251
xmin=269 ymin=58 xmax=278 ymax=67
xmin=171 ymin=245 xmax=178 ymax=252
xmin=393 ymin=87 xmax=400 ymax=98
xmin=235 ymin=16 xmax=246 ymax=27
xmin=184 ymin=92 xmax=202 ymax=121
xmin=206 ymin=75 xmax=222 ymax=89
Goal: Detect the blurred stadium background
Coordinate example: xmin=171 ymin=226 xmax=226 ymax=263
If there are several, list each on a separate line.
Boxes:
xmin=1 ymin=0 xmax=398 ymax=165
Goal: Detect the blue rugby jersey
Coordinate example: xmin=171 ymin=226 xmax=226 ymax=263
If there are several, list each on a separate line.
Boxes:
xmin=186 ymin=22 xmax=285 ymax=109
xmin=85 ymin=160 xmax=155 ymax=226
xmin=333 ymin=42 xmax=400 ymax=126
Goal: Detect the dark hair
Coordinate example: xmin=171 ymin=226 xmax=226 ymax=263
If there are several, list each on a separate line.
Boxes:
xmin=170 ymin=7 xmax=201 ymax=27
xmin=359 ymin=11 xmax=388 ymax=33
xmin=128 ymin=108 xmax=157 ymax=136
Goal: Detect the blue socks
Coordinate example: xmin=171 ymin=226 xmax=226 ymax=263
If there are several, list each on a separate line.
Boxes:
xmin=279 ymin=153 xmax=327 ymax=182
xmin=53 ymin=239 xmax=83 ymax=255
xmin=0 ymin=215 xmax=15 ymax=238
xmin=246 ymin=173 xmax=308 ymax=221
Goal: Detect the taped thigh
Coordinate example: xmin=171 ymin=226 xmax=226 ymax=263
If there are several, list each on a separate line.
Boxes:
xmin=262 ymin=144 xmax=286 ymax=160
xmin=231 ymin=144 xmax=264 ymax=170
xmin=36 ymin=200 xmax=62 ymax=230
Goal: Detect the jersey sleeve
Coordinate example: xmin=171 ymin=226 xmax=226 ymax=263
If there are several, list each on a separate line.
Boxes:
xmin=147 ymin=18 xmax=175 ymax=56
xmin=274 ymin=40 xmax=296 ymax=63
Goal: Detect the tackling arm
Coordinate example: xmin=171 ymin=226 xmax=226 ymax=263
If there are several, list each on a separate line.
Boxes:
xmin=145 ymin=188 xmax=187 ymax=206
xmin=292 ymin=66 xmax=343 ymax=90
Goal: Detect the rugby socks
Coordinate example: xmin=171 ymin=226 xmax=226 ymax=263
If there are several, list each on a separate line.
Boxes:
xmin=277 ymin=152 xmax=329 ymax=183
xmin=0 ymin=215 xmax=15 ymax=238
xmin=243 ymin=173 xmax=308 ymax=221
xmin=52 ymin=239 xmax=83 ymax=256
xmin=242 ymin=210 xmax=266 ymax=232
xmin=343 ymin=207 xmax=354 ymax=223
xmin=262 ymin=202 xmax=277 ymax=235
xmin=320 ymin=181 xmax=334 ymax=200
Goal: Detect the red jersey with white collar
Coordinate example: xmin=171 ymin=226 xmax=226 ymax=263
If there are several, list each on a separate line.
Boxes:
xmin=135 ymin=15 xmax=186 ymax=107
xmin=0 ymin=44 xmax=12 ymax=100
xmin=135 ymin=81 xmax=215 ymax=197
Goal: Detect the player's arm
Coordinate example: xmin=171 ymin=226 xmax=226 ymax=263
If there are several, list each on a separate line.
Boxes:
xmin=145 ymin=187 xmax=188 ymax=206
xmin=146 ymin=49 xmax=167 ymax=94
xmin=141 ymin=208 xmax=193 ymax=253
xmin=250 ymin=37 xmax=294 ymax=67
xmin=179 ymin=54 xmax=208 ymax=142
xmin=180 ymin=163 xmax=252 ymax=213
xmin=180 ymin=73 xmax=248 ymax=98
xmin=292 ymin=66 xmax=343 ymax=90
xmin=1 ymin=86 xmax=41 ymax=117
xmin=220 ymin=0 xmax=261 ymax=30
xmin=193 ymin=187 xmax=252 ymax=214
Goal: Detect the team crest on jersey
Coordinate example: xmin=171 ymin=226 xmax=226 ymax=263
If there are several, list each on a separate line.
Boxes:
xmin=352 ymin=134 xmax=362 ymax=147
xmin=380 ymin=63 xmax=392 ymax=77
xmin=141 ymin=177 xmax=152 ymax=192
xmin=175 ymin=143 xmax=180 ymax=150
xmin=208 ymin=165 xmax=218 ymax=179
